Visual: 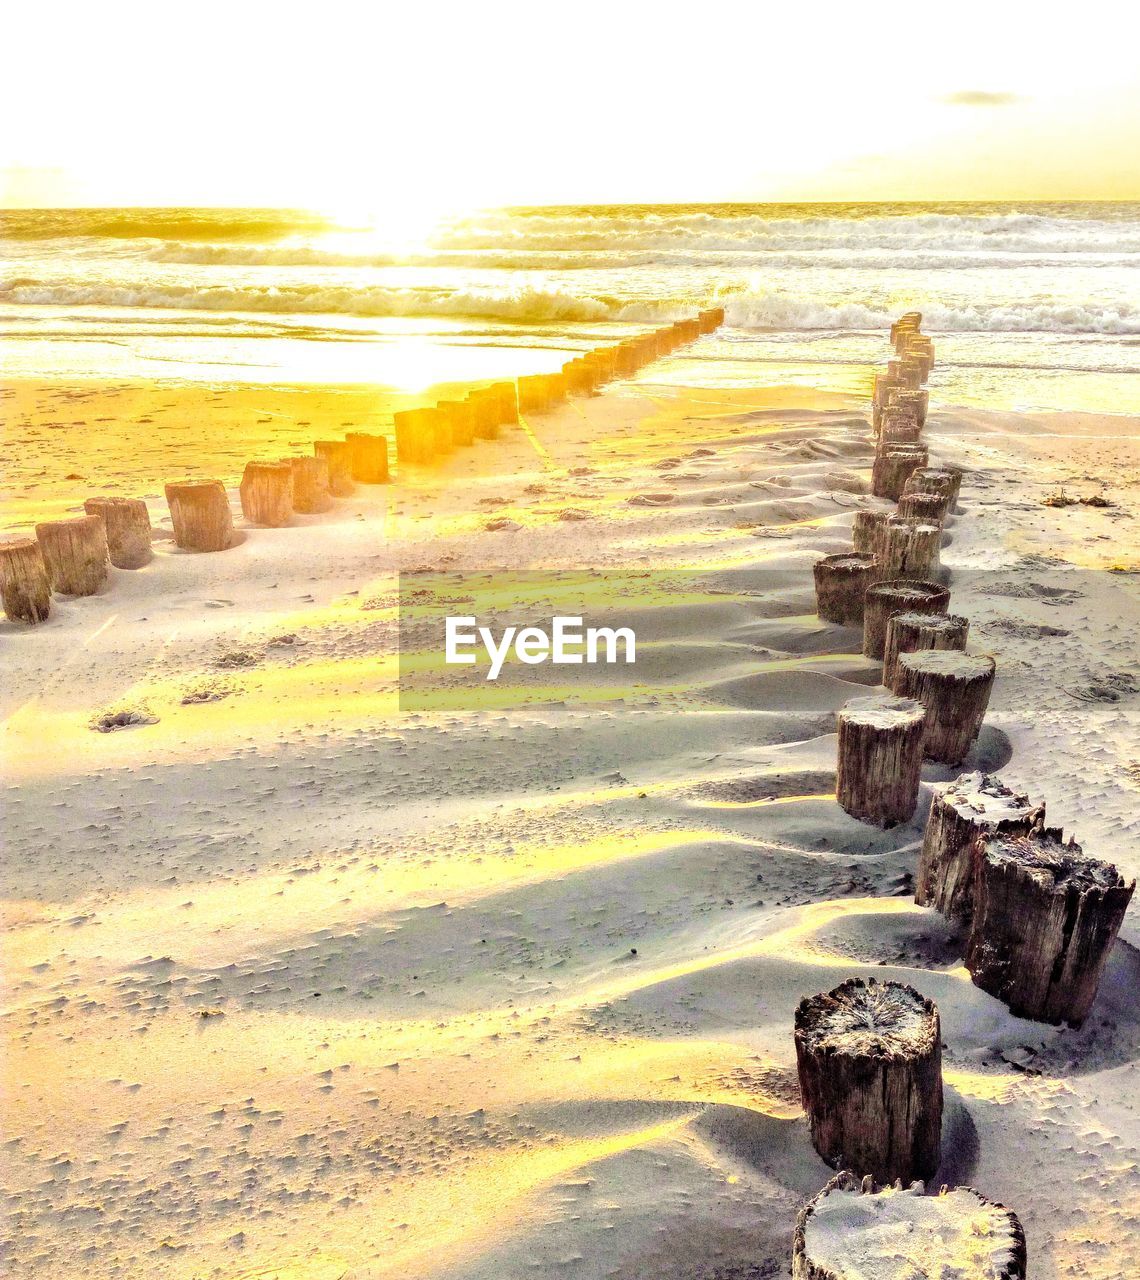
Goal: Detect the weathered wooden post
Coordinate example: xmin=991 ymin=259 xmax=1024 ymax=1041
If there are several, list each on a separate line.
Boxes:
xmin=240 ymin=461 xmax=293 ymax=526
xmin=0 ymin=538 xmax=52 ymax=623
xmin=899 ymin=358 xmax=926 ymax=389
xmin=82 ymin=497 xmax=152 ymax=568
xmin=851 ymin=510 xmax=889 ymax=557
xmin=313 ymin=441 xmax=355 ymax=496
xmin=348 ymin=431 xmax=392 ymax=479
xmin=516 ymin=374 xmax=548 ymax=415
xmin=966 ymin=829 xmax=1135 ymax=1026
xmin=879 ymin=514 xmax=942 ymax=580
xmin=887 ymin=387 xmax=929 ymax=429
xmin=871 ymin=374 xmax=905 ymax=434
xmin=836 ymin=694 xmax=927 ymax=826
xmin=906 ymin=465 xmax=963 ymax=515
xmin=872 ymin=446 xmax=928 ymax=500
xmin=165 ymin=479 xmax=234 ymax=552
xmin=491 ymin=381 xmax=519 ymax=425
xmin=813 ymin=553 xmax=878 ymax=625
xmin=863 ymin=579 xmax=949 ymax=660
xmin=883 ymin=611 xmax=969 ymax=690
xmin=916 ymin=772 xmax=1045 ymax=923
xmin=897 ymin=490 xmax=951 ymax=526
xmin=438 ymin=400 xmax=476 ymax=447
xmin=793 ymin=1173 xmax=1027 ymax=1280
xmin=464 ymin=391 xmax=500 ymax=440
xmin=894 ymin=650 xmax=996 ymax=765
xmin=287 ymin=456 xmax=332 ymax=514
xmin=879 ymin=409 xmax=922 ymax=446
xmin=794 ymin=978 xmax=942 ymax=1183
xmin=35 ymin=515 xmax=109 ymax=596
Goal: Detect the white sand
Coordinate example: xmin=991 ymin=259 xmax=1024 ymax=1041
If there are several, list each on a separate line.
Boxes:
xmin=2 ymin=374 xmax=1138 ymax=1279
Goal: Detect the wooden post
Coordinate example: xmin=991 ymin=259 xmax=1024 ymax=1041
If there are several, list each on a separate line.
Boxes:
xmin=491 ymin=381 xmax=519 ymax=425
xmin=894 ymin=650 xmax=996 ymax=765
xmin=903 ymin=466 xmax=961 ymax=508
xmin=965 ymin=829 xmax=1135 ymax=1026
xmin=82 ymin=497 xmax=152 ymax=568
xmin=836 ymin=694 xmax=927 ymax=826
xmin=879 ymin=409 xmax=921 ymax=445
xmin=793 ymin=1173 xmax=1027 ymax=1280
xmin=852 ymin=510 xmax=889 ymax=557
xmin=879 ymin=514 xmax=942 ymax=580
xmin=287 ymin=456 xmax=332 ymax=514
xmin=165 ymin=479 xmax=234 ymax=552
xmin=872 ymin=446 xmax=928 ymax=500
xmin=863 ymin=579 xmax=949 ymax=660
xmin=240 ymin=461 xmax=293 ymax=526
xmin=35 ymin=515 xmax=109 ymax=596
xmin=884 ymin=611 xmax=969 ymax=691
xmin=897 ymin=490 xmax=951 ymax=526
xmin=347 ymin=431 xmax=392 ymax=480
xmin=516 ymin=374 xmax=548 ymax=415
xmin=917 ymin=772 xmax=1045 ymax=923
xmin=314 ymin=441 xmax=355 ymax=496
xmin=0 ymin=538 xmax=52 ymax=624
xmin=813 ymin=553 xmax=878 ymax=626
xmin=872 ymin=375 xmax=905 ymax=434
xmin=888 ymin=387 xmax=929 ymax=428
xmin=794 ymin=978 xmax=942 ymax=1183
xmin=899 ymin=358 xmax=926 ymax=389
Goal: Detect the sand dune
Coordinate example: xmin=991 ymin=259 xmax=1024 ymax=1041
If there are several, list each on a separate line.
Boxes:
xmin=2 ymin=376 xmax=1138 ymax=1279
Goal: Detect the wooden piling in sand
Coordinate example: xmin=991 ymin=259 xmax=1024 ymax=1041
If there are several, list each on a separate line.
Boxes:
xmin=437 ymin=400 xmax=476 ymax=447
xmin=287 ymin=456 xmax=332 ymax=514
xmin=348 ymin=431 xmax=392 ymax=479
xmin=879 ymin=514 xmax=942 ymax=580
xmin=794 ymin=977 xmax=942 ymax=1183
xmin=897 ymin=490 xmax=951 ymax=526
xmin=888 ymin=387 xmax=929 ymax=428
xmin=905 ymin=465 xmax=963 ymax=512
xmin=490 ymin=381 xmax=519 ymax=425
xmin=965 ymin=828 xmax=1135 ymax=1026
xmin=862 ymin=579 xmax=950 ymax=660
xmin=516 ymin=374 xmax=549 ymax=415
xmin=83 ymin=496 xmax=152 ymax=568
xmin=240 ymin=461 xmax=293 ymax=527
xmin=164 ymin=479 xmax=234 ymax=552
xmin=793 ymin=1173 xmax=1027 ymax=1280
xmin=851 ymin=510 xmax=889 ymax=557
xmin=872 ymin=446 xmax=928 ymax=501
xmin=894 ymin=649 xmax=996 ymax=765
xmin=879 ymin=409 xmax=922 ymax=446
xmin=836 ymin=694 xmax=927 ymax=826
xmin=883 ymin=611 xmax=969 ymax=690
xmin=0 ymin=537 xmax=53 ymax=624
xmin=35 ymin=515 xmax=109 ymax=596
xmin=813 ymin=553 xmax=878 ymax=626
xmin=916 ymin=772 xmax=1045 ymax=923
xmin=313 ymin=441 xmax=355 ymax=496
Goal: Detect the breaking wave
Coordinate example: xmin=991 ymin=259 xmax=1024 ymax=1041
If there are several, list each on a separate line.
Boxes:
xmin=4 ymin=277 xmax=1139 ymax=335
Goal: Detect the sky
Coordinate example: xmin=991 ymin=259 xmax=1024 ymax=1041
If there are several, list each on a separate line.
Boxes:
xmin=4 ymin=1 xmax=1140 ymax=212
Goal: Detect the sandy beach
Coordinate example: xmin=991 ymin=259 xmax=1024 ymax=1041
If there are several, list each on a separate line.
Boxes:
xmin=2 ymin=364 xmax=1138 ymax=1279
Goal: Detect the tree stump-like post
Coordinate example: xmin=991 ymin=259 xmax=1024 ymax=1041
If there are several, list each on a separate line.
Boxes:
xmin=0 ymin=538 xmax=52 ymax=624
xmin=884 ymin=611 xmax=969 ymax=691
xmin=872 ymin=375 xmax=905 ymax=434
xmin=347 ymin=431 xmax=392 ymax=480
xmin=164 ymin=479 xmax=234 ymax=552
xmin=792 ymin=1172 xmax=1027 ymax=1280
xmin=491 ymin=381 xmax=519 ymax=425
xmin=466 ymin=390 xmax=501 ymax=439
xmin=897 ymin=490 xmax=951 ymax=526
xmin=836 ymin=694 xmax=927 ymax=826
xmin=313 ymin=441 xmax=355 ymax=496
xmin=894 ymin=650 xmax=996 ymax=765
xmin=437 ymin=400 xmax=476 ymax=447
xmin=879 ymin=409 xmax=921 ymax=445
xmin=965 ymin=829 xmax=1135 ymax=1026
xmin=863 ymin=579 xmax=949 ymax=659
xmin=794 ymin=978 xmax=942 ymax=1183
xmin=35 ymin=515 xmax=109 ymax=596
xmin=542 ymin=372 xmax=568 ymax=405
xmin=872 ymin=447 xmax=928 ymax=500
xmin=813 ymin=553 xmax=878 ymax=626
xmin=899 ymin=358 xmax=926 ymax=389
xmin=852 ymin=510 xmax=889 ymax=557
xmin=82 ymin=496 xmax=152 ymax=568
xmin=879 ymin=515 xmax=942 ymax=580
xmin=888 ymin=387 xmax=929 ymax=428
xmin=240 ymin=461 xmax=293 ymax=527
xmin=916 ymin=772 xmax=1045 ymax=923
xmin=905 ymin=465 xmax=962 ymax=512
xmin=287 ymin=456 xmax=332 ymax=514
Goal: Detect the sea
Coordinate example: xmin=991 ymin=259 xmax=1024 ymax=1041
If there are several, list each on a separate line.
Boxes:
xmin=2 ymin=202 xmax=1139 ymax=413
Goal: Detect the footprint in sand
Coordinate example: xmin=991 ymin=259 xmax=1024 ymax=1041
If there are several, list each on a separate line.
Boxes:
xmin=628 ymin=493 xmax=675 ymax=507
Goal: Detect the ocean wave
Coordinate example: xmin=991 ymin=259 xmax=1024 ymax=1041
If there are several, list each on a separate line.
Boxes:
xmin=3 ymin=278 xmax=1138 ymax=335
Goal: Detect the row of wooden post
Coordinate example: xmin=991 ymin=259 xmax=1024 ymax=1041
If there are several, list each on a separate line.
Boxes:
xmin=0 ymin=308 xmax=726 ymax=625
